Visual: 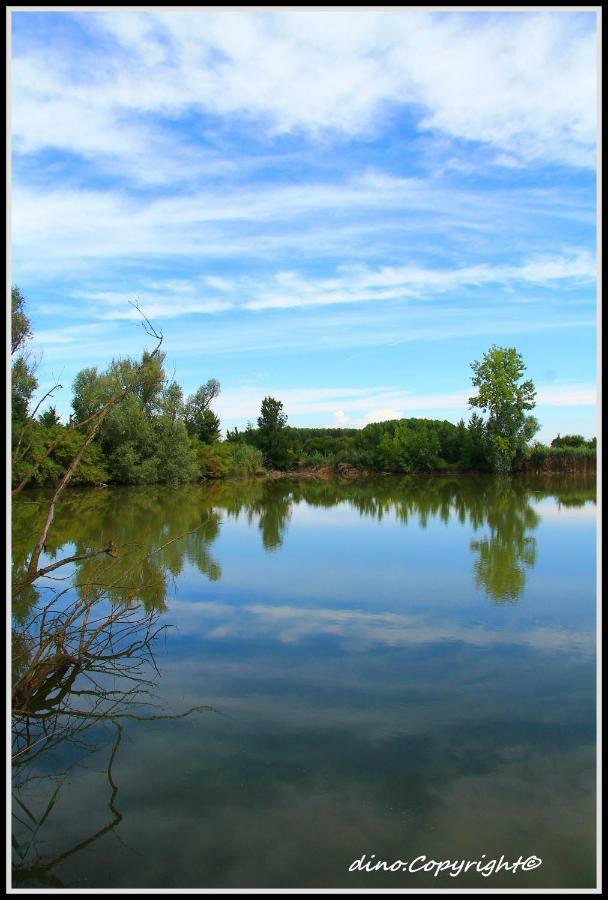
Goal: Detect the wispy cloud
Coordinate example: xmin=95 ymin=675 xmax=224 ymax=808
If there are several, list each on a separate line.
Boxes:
xmin=241 ymin=252 xmax=595 ymax=312
xmin=52 ymin=249 xmax=592 ymax=321
xmin=12 ymin=172 xmax=595 ymax=315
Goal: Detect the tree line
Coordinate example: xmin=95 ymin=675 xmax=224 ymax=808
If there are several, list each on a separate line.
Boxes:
xmin=11 ymin=287 xmax=595 ymax=486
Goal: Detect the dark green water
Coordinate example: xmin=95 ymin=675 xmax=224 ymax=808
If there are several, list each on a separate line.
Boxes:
xmin=12 ymin=474 xmax=597 ymax=889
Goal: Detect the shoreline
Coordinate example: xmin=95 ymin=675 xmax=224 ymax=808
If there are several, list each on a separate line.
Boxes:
xmin=15 ymin=463 xmax=596 ymax=493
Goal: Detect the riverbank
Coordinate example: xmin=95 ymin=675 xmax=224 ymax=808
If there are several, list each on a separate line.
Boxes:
xmin=229 ymin=456 xmax=596 ymax=483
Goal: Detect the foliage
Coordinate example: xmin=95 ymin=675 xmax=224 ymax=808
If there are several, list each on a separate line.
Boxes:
xmin=192 ymin=438 xmax=264 ymax=479
xmin=12 ymin=422 xmax=108 ymax=488
xmin=38 ymin=406 xmax=61 ymax=428
xmin=72 ymin=353 xmax=198 ymax=484
xmin=13 ymin=290 xmax=590 ymax=484
xmin=352 ymin=418 xmax=458 ymax=472
xmin=197 ymin=409 xmax=222 ymax=444
xmin=225 ymin=441 xmax=265 ymax=476
xmin=459 ymin=414 xmax=489 ymax=470
xmin=550 ymin=433 xmax=593 ymax=449
xmin=184 ymin=379 xmax=221 ymax=441
xmin=255 ymin=396 xmax=291 ymax=469
xmin=11 ymin=287 xmax=38 ymax=426
xmin=468 ymin=345 xmax=539 ymax=473
xmin=258 ymin=396 xmax=287 ymax=431
xmin=11 ymin=286 xmax=32 ymax=355
xmin=523 ymin=442 xmax=596 ymax=473
xmin=161 ymin=381 xmax=184 ymax=425
xmin=12 ymin=358 xmax=39 ymax=425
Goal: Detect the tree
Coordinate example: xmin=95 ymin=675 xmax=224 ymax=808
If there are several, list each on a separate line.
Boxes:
xmin=38 ymin=406 xmax=61 ymax=428
xmin=257 ymin=396 xmax=290 ymax=469
xmin=460 ymin=413 xmax=488 ymax=470
xmin=550 ymin=434 xmax=587 ymax=448
xmin=196 ymin=408 xmax=221 ymax=444
xmin=468 ymin=345 xmax=539 ymax=474
xmin=184 ymin=379 xmax=221 ymax=439
xmin=258 ymin=396 xmax=287 ymax=432
xmin=11 ymin=287 xmax=38 ymax=426
xmin=162 ymin=381 xmax=184 ymax=425
xmin=11 ymin=286 xmax=32 ymax=355
xmin=71 ymin=355 xmax=198 ymax=484
xmin=11 ymin=297 xmax=211 ymax=872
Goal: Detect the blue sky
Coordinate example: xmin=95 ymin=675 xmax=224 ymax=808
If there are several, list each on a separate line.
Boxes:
xmin=10 ymin=10 xmax=598 ymax=441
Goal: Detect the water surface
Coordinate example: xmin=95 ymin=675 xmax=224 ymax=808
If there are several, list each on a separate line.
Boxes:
xmin=12 ymin=474 xmax=597 ymax=888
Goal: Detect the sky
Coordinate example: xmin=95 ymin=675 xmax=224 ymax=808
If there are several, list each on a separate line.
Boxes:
xmin=9 ymin=9 xmax=599 ymax=441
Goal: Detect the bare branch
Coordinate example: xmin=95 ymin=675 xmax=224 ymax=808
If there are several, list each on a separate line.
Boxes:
xmin=12 ymin=543 xmax=118 ymax=598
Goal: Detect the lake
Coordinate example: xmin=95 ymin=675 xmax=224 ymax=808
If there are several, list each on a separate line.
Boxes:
xmin=12 ymin=474 xmax=597 ymax=889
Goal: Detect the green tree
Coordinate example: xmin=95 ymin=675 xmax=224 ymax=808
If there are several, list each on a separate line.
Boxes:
xmin=184 ymin=380 xmax=221 ymax=439
xmin=150 ymin=416 xmax=198 ymax=484
xmin=550 ymin=434 xmax=587 ymax=448
xmin=11 ymin=286 xmax=32 ymax=355
xmin=162 ymin=381 xmax=184 ymax=425
xmin=469 ymin=345 xmax=539 ymax=474
xmin=39 ymin=406 xmax=61 ymax=428
xmin=258 ymin=397 xmax=287 ymax=432
xmin=11 ymin=287 xmax=38 ymax=426
xmin=459 ymin=413 xmax=488 ymax=470
xmin=196 ymin=408 xmax=221 ymax=444
xmin=257 ymin=396 xmax=290 ymax=469
xmin=71 ymin=352 xmax=197 ymax=484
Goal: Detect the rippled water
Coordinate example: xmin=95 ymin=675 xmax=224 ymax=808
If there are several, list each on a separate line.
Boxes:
xmin=12 ymin=474 xmax=597 ymax=888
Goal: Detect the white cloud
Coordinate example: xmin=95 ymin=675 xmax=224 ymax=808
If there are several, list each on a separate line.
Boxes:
xmin=168 ymin=599 xmax=595 ymax=653
xmin=11 ymin=10 xmax=597 ymax=174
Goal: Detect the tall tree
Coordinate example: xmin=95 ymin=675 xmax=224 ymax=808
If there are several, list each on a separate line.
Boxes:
xmin=11 ymin=286 xmax=32 ymax=355
xmin=257 ymin=396 xmax=290 ymax=469
xmin=468 ymin=345 xmax=539 ymax=474
xmin=196 ymin=409 xmax=221 ymax=444
xmin=184 ymin=379 xmax=221 ymax=440
xmin=11 ymin=287 xmax=38 ymax=425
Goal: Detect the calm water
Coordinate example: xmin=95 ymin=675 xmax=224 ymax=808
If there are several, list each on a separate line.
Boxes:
xmin=12 ymin=475 xmax=597 ymax=889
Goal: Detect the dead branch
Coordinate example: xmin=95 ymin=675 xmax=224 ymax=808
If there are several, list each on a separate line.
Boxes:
xmin=13 ymin=543 xmax=118 ymax=598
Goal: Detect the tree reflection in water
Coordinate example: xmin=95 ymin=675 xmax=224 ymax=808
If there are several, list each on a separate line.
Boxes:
xmin=11 ymin=474 xmax=595 ymax=884
xmin=11 ymin=490 xmax=220 ymax=887
xmin=12 ymin=579 xmax=214 ymax=888
xmin=470 ymin=478 xmax=539 ymax=602
xmin=13 ymin=475 xmax=597 ymax=617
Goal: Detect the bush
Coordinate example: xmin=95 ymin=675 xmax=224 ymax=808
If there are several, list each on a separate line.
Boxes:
xmin=225 ymin=442 xmax=265 ymax=477
xmin=524 ymin=443 xmax=596 ymax=473
xmin=550 ymin=434 xmax=593 ymax=449
xmin=12 ymin=422 xmax=108 ymax=487
xmin=193 ymin=440 xmax=265 ymax=479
